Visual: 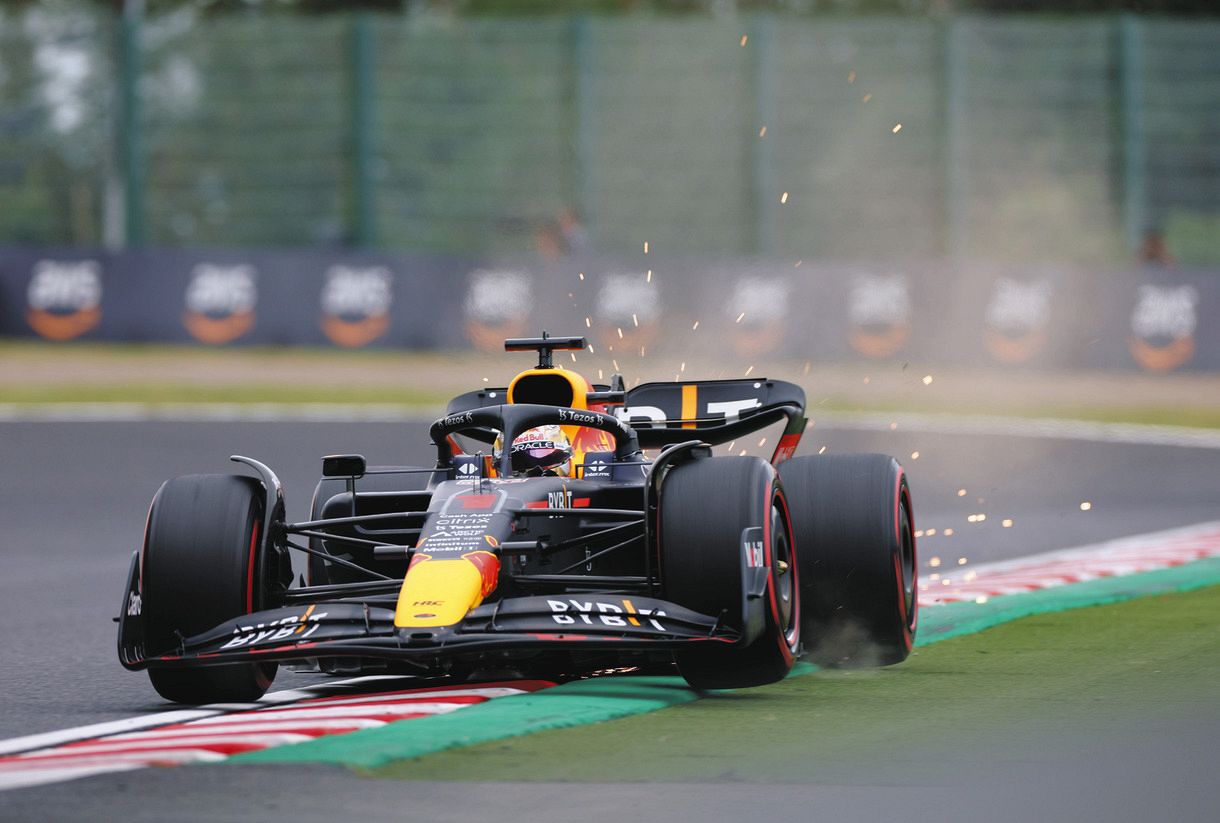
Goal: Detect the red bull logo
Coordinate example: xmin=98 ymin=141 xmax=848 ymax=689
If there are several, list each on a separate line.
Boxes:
xmin=464 ymin=269 xmax=531 ymax=353
xmin=26 ymin=260 xmax=102 ymax=341
xmin=182 ymin=263 xmax=257 ymax=345
xmin=320 ymin=265 xmax=392 ymax=347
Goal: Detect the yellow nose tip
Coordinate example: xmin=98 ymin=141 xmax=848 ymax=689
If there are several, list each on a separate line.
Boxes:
xmin=394 ymin=557 xmax=484 ymax=628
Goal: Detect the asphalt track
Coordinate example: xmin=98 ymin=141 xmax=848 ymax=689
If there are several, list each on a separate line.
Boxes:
xmin=1 ymin=418 xmax=1218 ymax=821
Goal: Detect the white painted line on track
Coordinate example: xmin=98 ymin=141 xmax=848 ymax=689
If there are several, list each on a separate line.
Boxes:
xmin=5 ymin=403 xmax=1220 ymax=449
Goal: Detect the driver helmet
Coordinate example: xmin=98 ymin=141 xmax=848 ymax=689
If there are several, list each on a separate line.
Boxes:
xmin=494 ymin=424 xmax=573 ymax=477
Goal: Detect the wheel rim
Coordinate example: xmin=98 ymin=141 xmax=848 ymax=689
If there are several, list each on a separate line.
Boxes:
xmin=898 ymin=499 xmax=916 ymax=629
xmin=771 ymin=499 xmax=798 ymax=647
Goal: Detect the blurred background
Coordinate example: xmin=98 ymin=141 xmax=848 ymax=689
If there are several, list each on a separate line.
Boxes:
xmin=0 ymin=0 xmax=1217 ymax=378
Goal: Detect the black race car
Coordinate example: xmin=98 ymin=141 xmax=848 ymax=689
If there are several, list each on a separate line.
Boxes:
xmin=118 ymin=334 xmax=917 ymax=703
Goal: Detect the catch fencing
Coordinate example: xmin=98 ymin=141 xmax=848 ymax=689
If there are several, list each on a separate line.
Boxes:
xmin=0 ymin=9 xmax=1218 ymax=263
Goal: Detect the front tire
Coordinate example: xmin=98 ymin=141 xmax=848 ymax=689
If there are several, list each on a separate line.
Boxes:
xmin=780 ymin=454 xmax=917 ymax=668
xmin=660 ymin=456 xmax=799 ymax=689
xmin=143 ymin=474 xmax=277 ymax=703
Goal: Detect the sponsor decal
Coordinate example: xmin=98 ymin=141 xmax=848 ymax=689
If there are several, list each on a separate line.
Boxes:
xmin=742 ymin=526 xmax=766 ymax=567
xmin=1129 ymin=284 xmax=1198 ymax=372
xmin=221 ymin=608 xmax=328 ymax=650
xmin=464 ymin=269 xmax=532 ymax=352
xmin=25 ymin=260 xmax=102 ymax=340
xmin=126 ymin=591 xmax=142 ymax=617
xmin=548 ymin=598 xmax=667 ymax=631
xmin=442 ymin=411 xmax=475 ymax=429
xmin=596 ymin=272 xmax=660 ymax=351
xmin=848 ymin=272 xmax=910 ymax=359
xmin=557 ymin=408 xmax=600 ymax=426
xmin=182 ymin=263 xmax=257 ymax=344
xmin=983 ymin=276 xmax=1052 ymax=364
xmin=772 ymin=433 xmax=800 ymax=465
xmin=728 ymin=276 xmax=789 ymax=356
xmin=581 ymin=454 xmax=613 ymax=479
xmin=320 ymin=265 xmax=392 ymax=347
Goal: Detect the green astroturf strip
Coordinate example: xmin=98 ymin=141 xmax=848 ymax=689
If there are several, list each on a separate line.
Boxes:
xmin=230 ymin=556 xmax=1220 ymax=770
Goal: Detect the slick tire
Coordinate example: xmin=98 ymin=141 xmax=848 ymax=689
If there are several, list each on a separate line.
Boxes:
xmin=660 ymin=456 xmax=799 ymax=690
xmin=779 ymin=454 xmax=917 ymax=668
xmin=143 ymin=474 xmax=276 ymax=703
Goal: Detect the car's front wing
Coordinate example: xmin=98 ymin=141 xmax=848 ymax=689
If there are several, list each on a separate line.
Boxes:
xmin=119 ymin=594 xmax=735 ymax=670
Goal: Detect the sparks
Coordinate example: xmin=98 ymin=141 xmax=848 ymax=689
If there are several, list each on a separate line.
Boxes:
xmin=892 ymin=123 xmax=903 ymax=134
xmin=943 ymin=528 xmax=954 ymax=536
xmin=739 ymin=449 xmax=748 ymax=456
xmin=926 ymin=528 xmax=937 ymax=536
xmin=910 ymin=451 xmax=920 ymax=460
xmin=735 ymin=312 xmax=745 ymax=323
xmin=803 ymin=361 xmax=811 ymax=374
xmin=758 ymin=437 xmax=767 ymax=448
xmin=957 ymin=488 xmax=967 ymax=497
xmin=862 ymin=93 xmax=872 ymax=103
xmin=632 ymin=313 xmax=639 ymax=327
xmin=922 ymin=374 xmax=933 ymax=385
xmin=643 ymin=241 xmax=649 ymax=254
xmin=482 ymin=377 xmax=489 ymax=383
xmin=957 ymin=557 xmax=968 ymax=565
xmin=848 ymin=70 xmax=856 ymax=84
xmin=780 ymin=191 xmax=789 ymax=204
xmin=975 ymin=596 xmax=989 ymax=604
xmin=889 ymin=422 xmax=897 ymax=431
xmin=578 ymin=272 xmax=585 ymax=281
xmin=818 ymin=446 xmax=827 ymax=454
xmin=1002 ymin=518 xmax=1013 ymax=528
xmin=587 ymin=343 xmax=595 ymax=354
xmin=585 ymin=316 xmax=591 ymax=328
xmin=570 ymin=352 xmax=577 ymax=362
xmin=744 ymin=365 xmax=754 ymax=376
xmin=680 ymin=361 xmax=686 ymax=372
xmin=617 ymin=327 xmax=623 ymax=339
xmin=929 ymin=557 xmax=941 ymax=568
xmin=612 ymin=359 xmax=619 ymax=371
xmin=740 ymin=34 xmax=748 ymax=47
xmin=1080 ymin=501 xmax=1092 ymax=511
xmin=692 ymin=320 xmax=700 ymax=330
xmin=759 ymin=126 xmax=767 ymax=137
xmin=794 ymin=259 xmax=802 ymax=267
xmin=646 ymin=269 xmax=652 ymax=283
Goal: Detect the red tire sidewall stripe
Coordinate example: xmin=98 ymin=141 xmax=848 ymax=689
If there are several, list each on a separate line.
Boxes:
xmin=763 ymin=473 xmax=797 ymax=666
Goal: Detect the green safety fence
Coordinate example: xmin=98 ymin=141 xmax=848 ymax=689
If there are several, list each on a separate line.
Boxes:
xmin=0 ymin=8 xmax=1217 ymax=263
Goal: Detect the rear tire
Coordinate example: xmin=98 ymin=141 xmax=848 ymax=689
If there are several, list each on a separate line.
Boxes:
xmin=779 ymin=454 xmax=917 ymax=668
xmin=143 ymin=474 xmax=277 ymax=703
xmin=660 ymin=456 xmax=799 ymax=689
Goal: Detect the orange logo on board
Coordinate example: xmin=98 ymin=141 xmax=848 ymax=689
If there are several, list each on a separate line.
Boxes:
xmin=26 ymin=260 xmax=102 ymax=341
xmin=320 ymin=265 xmax=392 ymax=348
xmin=183 ymin=263 xmax=257 ymax=345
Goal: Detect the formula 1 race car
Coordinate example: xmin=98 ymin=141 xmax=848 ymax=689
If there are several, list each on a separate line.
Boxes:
xmin=118 ymin=334 xmax=917 ymax=703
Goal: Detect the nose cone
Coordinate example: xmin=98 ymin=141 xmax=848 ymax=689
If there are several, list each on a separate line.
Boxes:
xmin=394 ymin=552 xmax=500 ymax=628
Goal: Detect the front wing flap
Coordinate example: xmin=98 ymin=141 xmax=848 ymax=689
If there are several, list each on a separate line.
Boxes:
xmin=128 ymin=594 xmax=735 ymax=669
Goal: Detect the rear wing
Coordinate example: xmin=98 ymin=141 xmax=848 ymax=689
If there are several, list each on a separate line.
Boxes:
xmin=619 ymin=379 xmax=806 ymax=463
xmin=446 ymin=378 xmax=808 ymax=466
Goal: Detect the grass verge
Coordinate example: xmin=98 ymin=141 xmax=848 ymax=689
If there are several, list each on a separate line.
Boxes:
xmin=376 ymin=584 xmax=1220 ymax=783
